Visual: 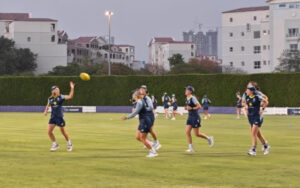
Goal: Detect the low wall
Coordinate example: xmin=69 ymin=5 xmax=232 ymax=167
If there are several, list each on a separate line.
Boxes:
xmin=0 ymin=106 xmax=299 ymax=115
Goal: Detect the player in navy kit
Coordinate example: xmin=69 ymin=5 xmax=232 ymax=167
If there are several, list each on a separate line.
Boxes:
xmin=44 ymin=81 xmax=75 ymax=152
xmin=236 ymin=91 xmax=243 ymax=119
xmin=140 ymin=85 xmax=161 ymax=150
xmin=151 ymin=94 xmax=158 ymax=117
xmin=201 ymin=95 xmax=211 ymax=120
xmin=162 ymin=92 xmax=171 ymax=119
xmin=243 ymin=85 xmax=270 ymax=156
xmin=184 ymin=86 xmax=214 ymax=152
xmin=171 ymin=94 xmax=183 ymax=120
xmin=121 ymin=91 xmax=158 ymax=158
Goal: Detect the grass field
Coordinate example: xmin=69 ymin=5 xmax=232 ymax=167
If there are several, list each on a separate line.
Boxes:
xmin=0 ymin=113 xmax=299 ymax=188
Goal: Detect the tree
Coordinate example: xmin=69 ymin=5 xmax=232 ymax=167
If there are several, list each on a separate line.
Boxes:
xmin=276 ymin=50 xmax=300 ymax=72
xmin=0 ymin=36 xmax=37 ymax=75
xmin=168 ymin=53 xmax=185 ymax=67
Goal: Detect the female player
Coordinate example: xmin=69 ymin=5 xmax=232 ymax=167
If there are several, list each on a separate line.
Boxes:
xmin=44 ymin=81 xmax=75 ymax=152
xmin=236 ymin=91 xmax=242 ymax=119
xmin=243 ymin=85 xmax=270 ymax=156
xmin=201 ymin=95 xmax=211 ymax=119
xmin=184 ymin=86 xmax=214 ymax=152
xmin=162 ymin=92 xmax=171 ymax=119
xmin=171 ymin=94 xmax=183 ymax=120
xmin=121 ymin=91 xmax=158 ymax=158
xmin=151 ymin=94 xmax=158 ymax=117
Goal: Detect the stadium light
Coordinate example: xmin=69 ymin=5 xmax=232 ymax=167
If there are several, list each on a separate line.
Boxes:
xmin=105 ymin=10 xmax=114 ymax=76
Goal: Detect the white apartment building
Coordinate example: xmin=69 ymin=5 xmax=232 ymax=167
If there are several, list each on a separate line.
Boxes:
xmin=148 ymin=37 xmax=196 ymax=71
xmin=222 ymin=0 xmax=300 ymax=74
xmin=0 ymin=13 xmax=67 ymax=74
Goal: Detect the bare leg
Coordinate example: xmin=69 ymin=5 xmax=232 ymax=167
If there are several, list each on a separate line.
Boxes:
xmin=48 ymin=124 xmax=56 ymax=142
xmin=59 ymin=126 xmax=70 ymax=141
xmin=193 ymin=128 xmax=208 ymax=139
xmin=257 ymin=129 xmax=266 ymax=144
xmin=140 ymin=133 xmax=152 ymax=149
xmin=251 ymin=125 xmax=260 ymax=147
xmin=150 ymin=127 xmax=157 ymax=141
xmin=186 ymin=126 xmax=193 ymax=144
xmin=136 ymin=130 xmax=142 ymax=142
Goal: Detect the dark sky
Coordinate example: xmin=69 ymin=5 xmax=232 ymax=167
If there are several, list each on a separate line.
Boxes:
xmin=0 ymin=0 xmax=267 ymax=61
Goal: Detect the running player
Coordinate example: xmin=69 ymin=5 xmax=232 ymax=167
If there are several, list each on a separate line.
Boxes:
xmin=171 ymin=94 xmax=182 ymax=120
xmin=44 ymin=82 xmax=75 ymax=152
xmin=201 ymin=95 xmax=211 ymax=119
xmin=162 ymin=92 xmax=171 ymax=119
xmin=243 ymin=85 xmax=271 ymax=156
xmin=121 ymin=91 xmax=158 ymax=158
xmin=184 ymin=86 xmax=214 ymax=152
xmin=151 ymin=94 xmax=158 ymax=117
xmin=140 ymin=85 xmax=161 ymax=150
xmin=236 ymin=91 xmax=242 ymax=119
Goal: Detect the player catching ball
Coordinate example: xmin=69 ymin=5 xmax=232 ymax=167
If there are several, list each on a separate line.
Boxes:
xmin=184 ymin=86 xmax=214 ymax=152
xmin=44 ymin=81 xmax=75 ymax=152
xmin=121 ymin=91 xmax=158 ymax=158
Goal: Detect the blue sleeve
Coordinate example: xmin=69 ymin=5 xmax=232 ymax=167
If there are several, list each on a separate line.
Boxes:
xmin=127 ymin=101 xmax=143 ymax=119
xmin=242 ymin=92 xmax=247 ymax=101
xmin=61 ymin=95 xmax=65 ymax=100
xmin=145 ymin=97 xmax=153 ymax=111
xmin=257 ymin=95 xmax=263 ymax=102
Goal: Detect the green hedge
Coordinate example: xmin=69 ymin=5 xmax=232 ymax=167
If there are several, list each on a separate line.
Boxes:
xmin=0 ymin=73 xmax=299 ymax=107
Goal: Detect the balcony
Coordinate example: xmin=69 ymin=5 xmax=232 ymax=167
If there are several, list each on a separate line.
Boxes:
xmin=286 ymin=33 xmax=299 ymax=41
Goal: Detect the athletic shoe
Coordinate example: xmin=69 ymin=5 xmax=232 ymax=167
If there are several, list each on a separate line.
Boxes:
xmin=263 ymin=146 xmax=271 ymax=155
xmin=50 ymin=143 xmax=59 ymax=152
xmin=204 ymin=116 xmax=207 ymax=120
xmin=171 ymin=117 xmax=176 ymax=120
xmin=146 ymin=151 xmax=158 ymax=158
xmin=67 ymin=144 xmax=73 ymax=152
xmin=207 ymin=136 xmax=214 ymax=147
xmin=248 ymin=149 xmax=256 ymax=156
xmin=153 ymin=143 xmax=162 ymax=150
xmin=185 ymin=148 xmax=195 ymax=153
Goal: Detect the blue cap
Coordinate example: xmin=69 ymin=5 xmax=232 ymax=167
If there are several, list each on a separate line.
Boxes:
xmin=247 ymin=86 xmax=256 ymax=91
xmin=185 ymin=86 xmax=195 ymax=93
xmin=140 ymin=85 xmax=147 ymax=90
xmin=51 ymin=86 xmax=58 ymax=92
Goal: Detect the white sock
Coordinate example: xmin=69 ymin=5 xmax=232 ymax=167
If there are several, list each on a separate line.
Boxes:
xmin=189 ymin=144 xmax=193 ymax=149
xmin=67 ymin=140 xmax=72 ymax=145
xmin=150 ymin=148 xmax=157 ymax=153
xmin=155 ymin=140 xmax=159 ymax=144
xmin=53 ymin=141 xmax=57 ymax=145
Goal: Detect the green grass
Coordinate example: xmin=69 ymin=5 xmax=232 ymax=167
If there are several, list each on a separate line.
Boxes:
xmin=0 ymin=113 xmax=299 ymax=188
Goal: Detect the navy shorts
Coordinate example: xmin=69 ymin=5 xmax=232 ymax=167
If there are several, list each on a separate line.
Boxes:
xmin=153 ymin=103 xmax=157 ymax=110
xmin=248 ymin=115 xmax=263 ymax=127
xmin=150 ymin=114 xmax=155 ymax=126
xmin=237 ymin=104 xmax=242 ymax=108
xmin=138 ymin=117 xmax=152 ymax=133
xmin=203 ymin=105 xmax=209 ymax=110
xmin=164 ymin=104 xmax=169 ymax=109
xmin=186 ymin=116 xmax=201 ymax=128
xmin=173 ymin=104 xmax=178 ymax=111
xmin=49 ymin=117 xmax=66 ymax=127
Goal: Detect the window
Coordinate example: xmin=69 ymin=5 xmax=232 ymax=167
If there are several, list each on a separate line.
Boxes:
xmin=86 ymin=44 xmax=90 ymax=48
xmin=191 ymin=45 xmax=194 ymax=49
xmin=230 ymin=62 xmax=233 ymax=67
xmin=230 ymin=17 xmax=233 ymax=22
xmin=288 ymin=28 xmax=299 ymax=37
xmin=254 ymin=16 xmax=257 ymax=21
xmin=266 ymin=15 xmax=269 ymax=18
xmin=254 ymin=61 xmax=261 ymax=69
xmin=263 ymin=30 xmax=267 ymax=36
xmin=263 ymin=45 xmax=267 ymax=50
xmin=241 ymin=46 xmax=245 ymax=51
xmin=254 ymin=46 xmax=261 ymax=54
xmin=279 ymin=4 xmax=286 ymax=8
xmin=241 ymin=32 xmax=245 ymax=36
xmin=290 ymin=44 xmax=298 ymax=51
xmin=126 ymin=48 xmax=129 ymax=52
xmin=246 ymin=24 xmax=251 ymax=32
xmin=263 ymin=61 xmax=267 ymax=65
xmin=241 ymin=61 xmax=245 ymax=66
xmin=254 ymin=31 xmax=260 ymax=39
xmin=51 ymin=35 xmax=55 ymax=42
xmin=229 ymin=47 xmax=233 ymax=52
xmin=105 ymin=54 xmax=108 ymax=58
xmin=229 ymin=32 xmax=233 ymax=37
xmin=27 ymin=37 xmax=31 ymax=42
xmin=51 ymin=24 xmax=55 ymax=32
xmin=191 ymin=52 xmax=194 ymax=56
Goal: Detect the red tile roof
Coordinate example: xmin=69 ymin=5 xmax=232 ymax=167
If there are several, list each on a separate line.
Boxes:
xmin=153 ymin=37 xmax=174 ymax=43
xmin=0 ymin=13 xmax=57 ymax=22
xmin=223 ymin=6 xmax=269 ymax=14
xmin=115 ymin=44 xmax=134 ymax=47
xmin=169 ymin=41 xmax=194 ymax=44
xmin=72 ymin=36 xmax=97 ymax=43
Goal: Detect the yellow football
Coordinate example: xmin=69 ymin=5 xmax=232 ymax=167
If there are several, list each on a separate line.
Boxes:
xmin=80 ymin=73 xmax=90 ymax=81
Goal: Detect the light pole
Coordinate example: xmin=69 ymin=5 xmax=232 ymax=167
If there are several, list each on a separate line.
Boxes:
xmin=105 ymin=10 xmax=114 ymax=76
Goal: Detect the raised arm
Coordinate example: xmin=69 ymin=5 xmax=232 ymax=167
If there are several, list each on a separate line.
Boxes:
xmin=65 ymin=81 xmax=75 ymax=100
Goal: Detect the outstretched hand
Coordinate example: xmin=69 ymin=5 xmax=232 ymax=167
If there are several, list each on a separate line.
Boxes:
xmin=70 ymin=81 xmax=75 ymax=89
